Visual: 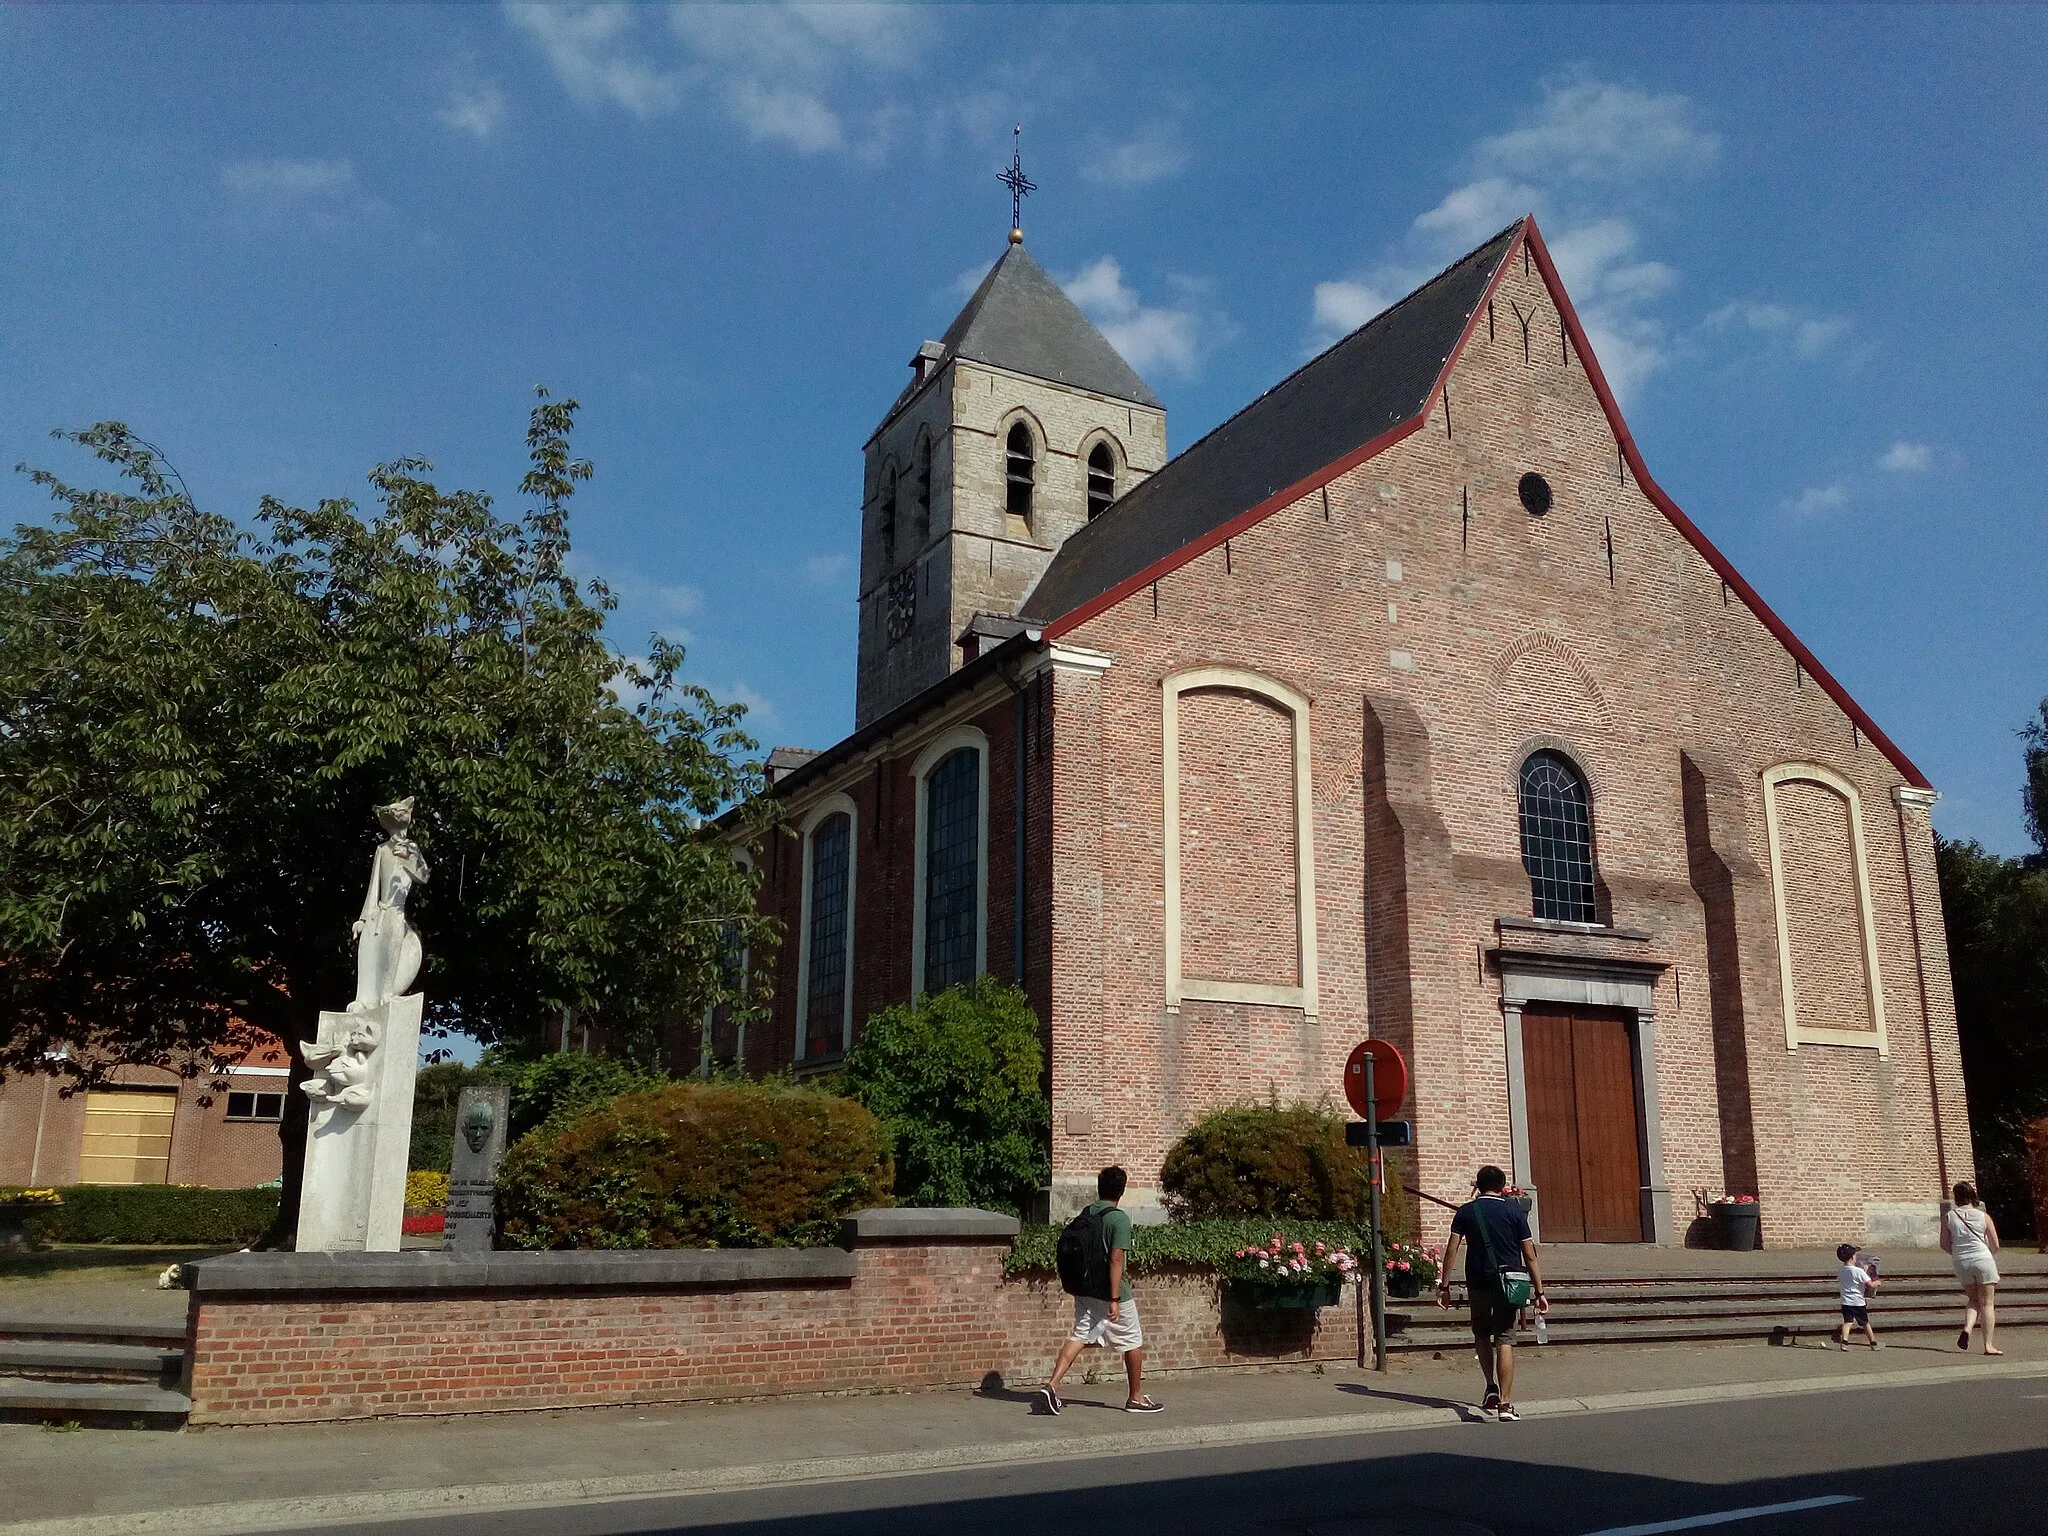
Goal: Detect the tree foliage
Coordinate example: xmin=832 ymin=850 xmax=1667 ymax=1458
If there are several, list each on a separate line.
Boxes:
xmin=0 ymin=396 xmax=771 ymax=1234
xmin=840 ymin=978 xmax=1050 ymax=1215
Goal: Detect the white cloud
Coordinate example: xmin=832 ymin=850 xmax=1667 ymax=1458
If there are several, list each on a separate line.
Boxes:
xmin=1312 ymin=280 xmax=1390 ymax=339
xmin=806 ymin=553 xmax=852 ymax=585
xmin=1879 ymin=441 xmax=1932 ymax=473
xmin=722 ymin=679 xmax=775 ymax=722
xmin=1704 ymin=300 xmax=1853 ymax=360
xmin=1413 ymin=177 xmax=1540 ymax=247
xmin=440 ymin=79 xmax=507 ymax=141
xmin=1062 ymin=257 xmax=1225 ymax=377
xmin=221 ymin=158 xmax=358 ymax=199
xmin=952 ymin=261 xmax=994 ymax=300
xmin=1082 ymin=122 xmax=1186 ymax=188
xmin=1472 ymin=78 xmax=1719 ymax=184
xmin=1785 ymin=482 xmax=1849 ymax=517
xmin=508 ymin=2 xmax=921 ymax=155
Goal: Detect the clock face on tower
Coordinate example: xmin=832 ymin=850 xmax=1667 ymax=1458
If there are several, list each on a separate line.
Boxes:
xmin=885 ymin=568 xmax=917 ymax=643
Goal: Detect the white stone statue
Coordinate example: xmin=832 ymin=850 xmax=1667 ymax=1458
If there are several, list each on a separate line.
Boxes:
xmin=348 ymin=797 xmax=429 ymax=1013
xmin=300 ymin=1016 xmax=380 ymax=1111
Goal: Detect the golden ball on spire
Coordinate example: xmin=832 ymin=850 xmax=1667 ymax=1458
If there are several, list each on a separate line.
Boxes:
xmin=1010 ymin=227 xmax=1024 ymax=245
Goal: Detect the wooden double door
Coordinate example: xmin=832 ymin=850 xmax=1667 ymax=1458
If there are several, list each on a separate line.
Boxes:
xmin=1523 ymin=1006 xmax=1646 ymax=1243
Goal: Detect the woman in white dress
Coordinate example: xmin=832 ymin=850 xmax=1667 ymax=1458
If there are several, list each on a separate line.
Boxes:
xmin=1941 ymin=1180 xmax=2002 ymax=1355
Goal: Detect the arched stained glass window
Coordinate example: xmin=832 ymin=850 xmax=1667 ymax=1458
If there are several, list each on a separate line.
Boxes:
xmin=924 ymin=748 xmax=980 ymax=994
xmin=1086 ymin=441 xmax=1116 ymax=520
xmin=1518 ymin=750 xmax=1597 ymax=923
xmin=803 ymin=813 xmax=851 ymax=1060
xmin=1005 ymin=423 xmax=1035 ymax=521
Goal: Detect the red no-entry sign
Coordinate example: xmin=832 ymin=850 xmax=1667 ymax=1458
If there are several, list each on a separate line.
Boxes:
xmin=1344 ymin=1038 xmax=1408 ymax=1121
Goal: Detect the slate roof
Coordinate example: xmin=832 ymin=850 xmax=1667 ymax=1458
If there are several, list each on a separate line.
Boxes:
xmin=936 ymin=243 xmax=1163 ymax=410
xmin=1020 ymin=222 xmax=1522 ymax=625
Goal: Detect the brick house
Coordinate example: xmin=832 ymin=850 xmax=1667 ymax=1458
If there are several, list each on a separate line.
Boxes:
xmin=723 ymin=218 xmax=1971 ymax=1249
xmin=0 ymin=1035 xmax=291 ymax=1190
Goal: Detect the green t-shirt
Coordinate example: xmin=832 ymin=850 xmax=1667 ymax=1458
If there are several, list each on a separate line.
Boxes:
xmin=1088 ymin=1200 xmax=1135 ymax=1300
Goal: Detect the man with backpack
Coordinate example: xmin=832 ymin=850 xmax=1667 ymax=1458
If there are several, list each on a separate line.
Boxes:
xmin=1037 ymin=1166 xmax=1163 ymax=1415
xmin=1436 ymin=1164 xmax=1549 ymax=1422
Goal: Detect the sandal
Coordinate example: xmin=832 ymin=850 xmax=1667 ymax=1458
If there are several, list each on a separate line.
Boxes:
xmin=1958 ymin=1329 xmax=1972 ymax=1351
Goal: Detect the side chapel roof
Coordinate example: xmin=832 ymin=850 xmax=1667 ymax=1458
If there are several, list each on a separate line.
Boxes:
xmin=1020 ymin=224 xmax=1518 ymax=625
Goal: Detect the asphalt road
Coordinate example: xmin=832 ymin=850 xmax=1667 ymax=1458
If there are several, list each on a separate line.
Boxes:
xmin=291 ymin=1372 xmax=2048 ymax=1536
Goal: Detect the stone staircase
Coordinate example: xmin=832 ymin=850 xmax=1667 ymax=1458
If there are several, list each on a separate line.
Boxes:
xmin=0 ymin=1315 xmax=191 ymax=1425
xmin=1387 ymin=1257 xmax=2048 ymax=1352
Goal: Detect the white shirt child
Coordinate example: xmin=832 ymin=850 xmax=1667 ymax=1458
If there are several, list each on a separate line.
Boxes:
xmin=1839 ymin=1259 xmax=1875 ymax=1307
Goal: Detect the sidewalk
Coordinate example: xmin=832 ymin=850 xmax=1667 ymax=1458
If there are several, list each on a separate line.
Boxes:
xmin=3 ymin=1328 xmax=2042 ymax=1534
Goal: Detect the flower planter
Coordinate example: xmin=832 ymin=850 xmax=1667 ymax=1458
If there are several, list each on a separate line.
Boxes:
xmin=1232 ymin=1278 xmax=1344 ymax=1311
xmin=1710 ymin=1201 xmax=1760 ymax=1251
xmin=1385 ymin=1270 xmax=1421 ymax=1299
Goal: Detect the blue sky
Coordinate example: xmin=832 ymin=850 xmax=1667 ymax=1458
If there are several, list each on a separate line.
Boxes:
xmin=3 ymin=4 xmax=2044 ymax=855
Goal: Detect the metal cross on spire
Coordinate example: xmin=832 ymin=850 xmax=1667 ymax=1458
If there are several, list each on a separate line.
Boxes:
xmin=998 ymin=125 xmax=1035 ymax=244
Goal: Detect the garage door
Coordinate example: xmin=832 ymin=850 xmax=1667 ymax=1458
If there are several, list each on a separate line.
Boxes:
xmin=78 ymin=1089 xmax=177 ymax=1184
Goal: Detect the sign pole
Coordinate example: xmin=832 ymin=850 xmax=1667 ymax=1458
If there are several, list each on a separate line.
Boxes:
xmin=1366 ymin=1051 xmax=1387 ymax=1372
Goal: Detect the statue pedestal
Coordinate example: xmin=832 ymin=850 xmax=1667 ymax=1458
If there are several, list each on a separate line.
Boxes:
xmin=296 ymin=995 xmax=423 ymax=1253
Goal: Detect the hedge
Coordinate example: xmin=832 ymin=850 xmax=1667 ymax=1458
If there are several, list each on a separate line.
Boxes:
xmin=496 ymin=1078 xmax=893 ymax=1250
xmin=1160 ymin=1101 xmax=1377 ymax=1223
xmin=20 ymin=1184 xmax=279 ymax=1246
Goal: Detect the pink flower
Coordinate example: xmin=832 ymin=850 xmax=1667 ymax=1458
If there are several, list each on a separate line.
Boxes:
xmin=1314 ymin=1242 xmax=1326 ymax=1255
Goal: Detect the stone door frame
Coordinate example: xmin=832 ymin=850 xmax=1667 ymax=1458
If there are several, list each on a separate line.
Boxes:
xmin=1494 ymin=941 xmax=1674 ymax=1245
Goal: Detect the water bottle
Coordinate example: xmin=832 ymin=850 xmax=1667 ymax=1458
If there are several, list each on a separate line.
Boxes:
xmin=1533 ymin=1309 xmax=1549 ymax=1345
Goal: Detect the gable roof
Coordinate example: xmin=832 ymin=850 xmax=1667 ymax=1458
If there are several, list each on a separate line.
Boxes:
xmin=1020 ymin=224 xmax=1519 ymax=625
xmin=1019 ymin=216 xmax=1929 ymax=790
xmin=936 ymin=242 xmax=1163 ymax=409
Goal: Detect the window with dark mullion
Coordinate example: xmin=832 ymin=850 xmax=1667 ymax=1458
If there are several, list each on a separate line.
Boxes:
xmin=1518 ymin=750 xmax=1598 ymax=923
xmin=804 ymin=814 xmax=851 ymax=1060
xmin=1086 ymin=442 xmax=1116 ymax=520
xmin=1005 ymin=424 xmax=1035 ymax=521
xmin=924 ymin=749 xmax=980 ymax=994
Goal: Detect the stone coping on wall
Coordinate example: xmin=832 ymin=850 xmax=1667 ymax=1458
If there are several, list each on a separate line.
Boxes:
xmin=837 ymin=1207 xmax=1021 ymax=1242
xmin=183 ymin=1247 xmax=857 ymax=1295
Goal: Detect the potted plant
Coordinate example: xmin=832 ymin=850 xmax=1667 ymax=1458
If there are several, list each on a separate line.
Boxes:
xmin=0 ymin=1187 xmax=63 ymax=1252
xmin=1706 ymin=1192 xmax=1760 ymax=1251
xmin=1381 ymin=1239 xmax=1441 ymax=1299
xmin=1505 ymin=1184 xmax=1533 ymax=1215
xmin=1223 ymin=1234 xmax=1359 ymax=1309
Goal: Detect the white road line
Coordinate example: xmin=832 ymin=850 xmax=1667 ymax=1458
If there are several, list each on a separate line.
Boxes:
xmin=1584 ymin=1495 xmax=1861 ymax=1535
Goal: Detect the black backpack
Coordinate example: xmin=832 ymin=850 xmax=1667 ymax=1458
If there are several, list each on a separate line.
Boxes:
xmin=1056 ymin=1204 xmax=1113 ymax=1299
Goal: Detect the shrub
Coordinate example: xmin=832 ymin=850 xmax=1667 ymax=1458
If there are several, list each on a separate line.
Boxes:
xmin=1159 ymin=1101 xmax=1373 ymax=1222
xmin=20 ymin=1184 xmax=279 ymax=1245
xmin=1005 ymin=1218 xmax=1383 ymax=1277
xmin=841 ymin=978 xmax=1050 ymax=1215
xmin=405 ymin=1170 xmax=450 ymax=1210
xmin=496 ymin=1078 xmax=892 ymax=1249
xmin=488 ymin=1050 xmax=671 ymax=1141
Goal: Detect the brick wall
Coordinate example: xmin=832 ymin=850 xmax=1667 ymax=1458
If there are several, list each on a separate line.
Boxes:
xmin=182 ymin=1231 xmax=1359 ymax=1426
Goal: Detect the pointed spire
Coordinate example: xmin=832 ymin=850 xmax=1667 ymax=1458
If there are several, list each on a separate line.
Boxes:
xmin=998 ymin=125 xmax=1034 ymax=245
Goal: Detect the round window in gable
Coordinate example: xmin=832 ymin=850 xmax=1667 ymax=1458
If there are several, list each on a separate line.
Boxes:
xmin=1519 ymin=472 xmax=1553 ymax=517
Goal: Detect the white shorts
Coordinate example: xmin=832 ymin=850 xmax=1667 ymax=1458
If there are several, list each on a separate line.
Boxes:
xmin=1069 ymin=1295 xmax=1143 ymax=1352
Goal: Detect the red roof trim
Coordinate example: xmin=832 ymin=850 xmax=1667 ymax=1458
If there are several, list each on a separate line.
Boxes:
xmin=1047 ymin=215 xmax=1929 ymax=791
xmin=1519 ymin=221 xmax=1929 ymax=789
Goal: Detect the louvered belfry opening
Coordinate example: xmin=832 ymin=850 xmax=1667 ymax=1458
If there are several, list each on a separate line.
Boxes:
xmin=1005 ymin=423 xmax=1035 ymax=520
xmin=1086 ymin=441 xmax=1116 ymax=520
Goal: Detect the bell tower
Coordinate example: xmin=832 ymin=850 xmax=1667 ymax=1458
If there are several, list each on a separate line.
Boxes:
xmin=854 ymin=224 xmax=1167 ymax=727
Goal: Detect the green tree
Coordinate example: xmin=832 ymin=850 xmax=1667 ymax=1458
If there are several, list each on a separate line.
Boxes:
xmin=2023 ymin=697 xmax=2048 ymax=858
xmin=840 ymin=978 xmax=1050 ymax=1215
xmin=0 ymin=395 xmax=772 ymax=1242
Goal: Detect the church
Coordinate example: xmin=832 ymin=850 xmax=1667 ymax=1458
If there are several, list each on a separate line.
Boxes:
xmin=718 ymin=211 xmax=1972 ymax=1250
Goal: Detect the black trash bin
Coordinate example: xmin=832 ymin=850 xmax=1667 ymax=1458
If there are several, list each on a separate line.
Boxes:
xmin=1711 ymin=1201 xmax=1760 ymax=1251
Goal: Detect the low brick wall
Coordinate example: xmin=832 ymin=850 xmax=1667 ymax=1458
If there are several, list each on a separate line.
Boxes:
xmin=182 ymin=1210 xmax=1363 ymax=1425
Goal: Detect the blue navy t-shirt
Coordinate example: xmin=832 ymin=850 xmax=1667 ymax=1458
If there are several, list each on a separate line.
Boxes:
xmin=1450 ymin=1195 xmax=1532 ymax=1286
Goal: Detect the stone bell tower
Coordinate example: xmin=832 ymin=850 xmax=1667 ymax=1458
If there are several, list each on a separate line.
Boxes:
xmin=853 ymin=233 xmax=1168 ymax=728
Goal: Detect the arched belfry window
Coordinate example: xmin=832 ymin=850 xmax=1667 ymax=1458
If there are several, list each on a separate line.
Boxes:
xmin=1005 ymin=422 xmax=1035 ymax=521
xmin=1086 ymin=441 xmax=1116 ymax=521
xmin=915 ymin=435 xmax=933 ymax=542
xmin=1518 ymin=750 xmax=1597 ymax=923
xmin=923 ymin=746 xmax=981 ymax=994
xmin=879 ymin=466 xmax=898 ymax=557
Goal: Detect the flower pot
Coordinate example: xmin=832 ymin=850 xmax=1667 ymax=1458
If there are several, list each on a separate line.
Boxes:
xmin=1385 ymin=1270 xmax=1421 ymax=1299
xmin=1233 ymin=1278 xmax=1344 ymax=1311
xmin=1710 ymin=1202 xmax=1760 ymax=1251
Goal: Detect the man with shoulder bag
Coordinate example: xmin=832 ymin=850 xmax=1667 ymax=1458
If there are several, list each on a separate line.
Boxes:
xmin=1436 ymin=1164 xmax=1549 ymax=1421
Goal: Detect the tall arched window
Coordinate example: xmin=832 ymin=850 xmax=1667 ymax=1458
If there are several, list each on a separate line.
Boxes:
xmin=800 ymin=808 xmax=853 ymax=1061
xmin=1518 ymin=750 xmax=1597 ymax=923
xmin=1086 ymin=441 xmax=1116 ymax=520
xmin=1005 ymin=422 xmax=1035 ymax=521
xmin=915 ymin=435 xmax=933 ymax=542
xmin=879 ymin=465 xmax=898 ymax=557
xmin=923 ymin=747 xmax=981 ymax=994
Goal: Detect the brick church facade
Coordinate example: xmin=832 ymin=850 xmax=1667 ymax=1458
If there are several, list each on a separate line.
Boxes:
xmin=724 ymin=217 xmax=1971 ymax=1249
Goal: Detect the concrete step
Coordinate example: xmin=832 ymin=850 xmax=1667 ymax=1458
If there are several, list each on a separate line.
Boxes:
xmin=0 ymin=1377 xmax=191 ymax=1424
xmin=0 ymin=1339 xmax=183 ymax=1382
xmin=0 ymin=1315 xmax=186 ymax=1348
xmin=1388 ymin=1307 xmax=2044 ymax=1350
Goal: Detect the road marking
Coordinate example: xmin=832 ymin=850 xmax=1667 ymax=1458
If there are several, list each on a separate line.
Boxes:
xmin=1584 ymin=1495 xmax=1861 ymax=1535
